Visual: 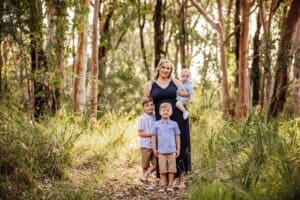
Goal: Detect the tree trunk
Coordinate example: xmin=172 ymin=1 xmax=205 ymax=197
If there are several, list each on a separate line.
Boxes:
xmin=28 ymin=0 xmax=49 ymax=118
xmin=259 ymin=0 xmax=282 ymax=111
xmin=138 ymin=0 xmax=150 ymax=80
xmin=154 ymin=0 xmax=163 ymax=68
xmin=73 ymin=0 xmax=90 ymax=112
xmin=235 ymin=0 xmax=251 ymax=119
xmin=293 ymin=21 xmax=300 ymax=116
xmin=251 ymin=12 xmax=261 ymax=106
xmin=97 ymin=1 xmax=114 ymax=113
xmin=90 ymin=0 xmax=99 ymax=120
xmin=189 ymin=0 xmax=232 ymax=118
xmin=234 ymin=0 xmax=241 ymax=88
xmin=179 ymin=0 xmax=187 ymax=68
xmin=268 ymin=0 xmax=300 ymax=117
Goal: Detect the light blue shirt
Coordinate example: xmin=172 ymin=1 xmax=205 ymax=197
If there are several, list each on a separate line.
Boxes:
xmin=151 ymin=119 xmax=180 ymax=154
xmin=137 ymin=113 xmax=155 ymax=149
xmin=176 ymin=81 xmax=194 ymax=104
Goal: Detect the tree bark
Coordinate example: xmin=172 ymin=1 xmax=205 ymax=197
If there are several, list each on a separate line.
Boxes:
xmin=268 ymin=0 xmax=300 ymax=117
xmin=138 ymin=0 xmax=150 ymax=80
xmin=73 ymin=0 xmax=90 ymax=112
xmin=251 ymin=12 xmax=261 ymax=106
xmin=154 ymin=0 xmax=163 ymax=68
xmin=235 ymin=0 xmax=251 ymax=119
xmin=234 ymin=0 xmax=241 ymax=88
xmin=179 ymin=0 xmax=187 ymax=68
xmin=293 ymin=21 xmax=300 ymax=116
xmin=90 ymin=0 xmax=99 ymax=120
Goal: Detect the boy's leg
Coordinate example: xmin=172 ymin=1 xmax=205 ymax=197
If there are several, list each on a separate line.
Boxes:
xmin=140 ymin=148 xmax=152 ymax=181
xmin=167 ymin=153 xmax=177 ymax=191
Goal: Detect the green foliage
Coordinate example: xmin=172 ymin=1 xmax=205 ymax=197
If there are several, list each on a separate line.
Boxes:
xmin=188 ymin=112 xmax=300 ymax=200
xmin=0 ymin=104 xmax=84 ymax=199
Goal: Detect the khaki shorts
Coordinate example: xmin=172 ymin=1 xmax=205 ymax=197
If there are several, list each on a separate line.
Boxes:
xmin=158 ymin=153 xmax=177 ymax=174
xmin=141 ymin=148 xmax=157 ymax=169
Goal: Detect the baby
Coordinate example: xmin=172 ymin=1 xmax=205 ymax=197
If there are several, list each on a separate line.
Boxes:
xmin=176 ymin=68 xmax=194 ymax=120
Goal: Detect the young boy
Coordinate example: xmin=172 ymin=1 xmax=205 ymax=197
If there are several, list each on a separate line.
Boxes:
xmin=151 ymin=102 xmax=180 ymax=192
xmin=137 ymin=96 xmax=157 ymax=182
xmin=176 ymin=68 xmax=194 ymax=120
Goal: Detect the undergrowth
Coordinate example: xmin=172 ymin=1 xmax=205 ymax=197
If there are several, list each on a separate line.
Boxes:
xmin=187 ymin=111 xmax=300 ymax=200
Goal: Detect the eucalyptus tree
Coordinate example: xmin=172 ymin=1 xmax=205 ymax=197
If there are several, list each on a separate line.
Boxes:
xmin=189 ymin=0 xmax=232 ymax=118
xmin=293 ymin=21 xmax=300 ymax=116
xmin=73 ymin=0 xmax=90 ymax=112
xmin=268 ymin=0 xmax=300 ymax=117
xmin=90 ymin=0 xmax=100 ymax=121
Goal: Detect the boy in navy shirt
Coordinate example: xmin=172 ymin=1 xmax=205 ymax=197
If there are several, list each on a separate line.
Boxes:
xmin=151 ymin=102 xmax=180 ymax=192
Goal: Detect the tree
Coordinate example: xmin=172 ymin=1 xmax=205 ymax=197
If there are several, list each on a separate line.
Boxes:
xmin=259 ymin=0 xmax=282 ymax=110
xmin=250 ymin=12 xmax=261 ymax=107
xmin=292 ymin=20 xmax=300 ymax=116
xmin=90 ymin=0 xmax=100 ymax=120
xmin=235 ymin=0 xmax=253 ymax=119
xmin=268 ymin=0 xmax=300 ymax=117
xmin=137 ymin=0 xmax=151 ymax=80
xmin=189 ymin=0 xmax=232 ymax=118
xmin=73 ymin=0 xmax=90 ymax=112
xmin=154 ymin=0 xmax=164 ymax=67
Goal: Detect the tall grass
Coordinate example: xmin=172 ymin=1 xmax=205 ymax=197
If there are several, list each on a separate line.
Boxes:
xmin=188 ymin=111 xmax=300 ymax=200
xmin=0 ymin=104 xmax=85 ymax=199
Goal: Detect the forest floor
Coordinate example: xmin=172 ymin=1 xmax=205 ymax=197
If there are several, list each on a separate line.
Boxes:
xmin=68 ymin=159 xmax=187 ymax=200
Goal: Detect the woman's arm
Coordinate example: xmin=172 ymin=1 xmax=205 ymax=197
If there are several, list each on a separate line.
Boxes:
xmin=143 ymin=81 xmax=152 ymax=97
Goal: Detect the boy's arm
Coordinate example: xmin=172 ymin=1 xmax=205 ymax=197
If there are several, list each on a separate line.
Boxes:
xmin=151 ymin=135 xmax=158 ymax=157
xmin=175 ymin=135 xmax=180 ymax=157
xmin=138 ymin=130 xmax=152 ymax=137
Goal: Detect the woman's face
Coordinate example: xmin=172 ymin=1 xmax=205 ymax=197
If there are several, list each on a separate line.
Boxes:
xmin=158 ymin=62 xmax=172 ymax=79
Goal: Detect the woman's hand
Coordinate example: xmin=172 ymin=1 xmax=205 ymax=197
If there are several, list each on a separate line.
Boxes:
xmin=179 ymin=90 xmax=189 ymax=97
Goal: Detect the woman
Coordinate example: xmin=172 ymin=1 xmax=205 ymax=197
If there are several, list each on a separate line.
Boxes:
xmin=143 ymin=58 xmax=191 ymax=188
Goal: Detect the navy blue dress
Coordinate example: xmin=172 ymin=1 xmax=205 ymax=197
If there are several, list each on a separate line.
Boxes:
xmin=150 ymin=80 xmax=191 ymax=175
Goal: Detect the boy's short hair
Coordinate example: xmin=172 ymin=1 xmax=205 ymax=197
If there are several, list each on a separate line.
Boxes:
xmin=159 ymin=102 xmax=172 ymax=111
xmin=142 ymin=96 xmax=153 ymax=106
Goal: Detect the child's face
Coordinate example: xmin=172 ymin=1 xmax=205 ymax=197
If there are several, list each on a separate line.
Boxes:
xmin=143 ymin=101 xmax=154 ymax=115
xmin=181 ymin=71 xmax=190 ymax=82
xmin=159 ymin=106 xmax=172 ymax=119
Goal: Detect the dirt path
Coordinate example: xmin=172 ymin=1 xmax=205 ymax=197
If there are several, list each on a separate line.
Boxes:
xmin=98 ymin=162 xmax=187 ymax=200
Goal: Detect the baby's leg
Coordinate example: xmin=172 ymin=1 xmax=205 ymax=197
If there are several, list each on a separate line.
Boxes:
xmin=176 ymin=101 xmax=186 ymax=112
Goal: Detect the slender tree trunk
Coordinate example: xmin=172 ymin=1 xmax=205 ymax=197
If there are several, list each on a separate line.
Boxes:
xmin=259 ymin=0 xmax=282 ymax=111
xmin=293 ymin=21 xmax=300 ymax=116
xmin=189 ymin=0 xmax=232 ymax=118
xmin=179 ymin=0 xmax=187 ymax=68
xmin=73 ymin=0 xmax=90 ymax=112
xmin=234 ymin=0 xmax=241 ymax=88
xmin=138 ymin=0 xmax=150 ymax=80
xmin=28 ymin=0 xmax=49 ymax=118
xmin=268 ymin=0 xmax=300 ymax=117
xmin=251 ymin=12 xmax=261 ymax=106
xmin=154 ymin=0 xmax=163 ymax=67
xmin=97 ymin=1 xmax=114 ymax=112
xmin=90 ymin=0 xmax=99 ymax=120
xmin=235 ymin=0 xmax=251 ymax=119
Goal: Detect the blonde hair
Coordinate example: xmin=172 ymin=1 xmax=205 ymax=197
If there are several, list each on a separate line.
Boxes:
xmin=159 ymin=102 xmax=172 ymax=111
xmin=154 ymin=59 xmax=174 ymax=80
